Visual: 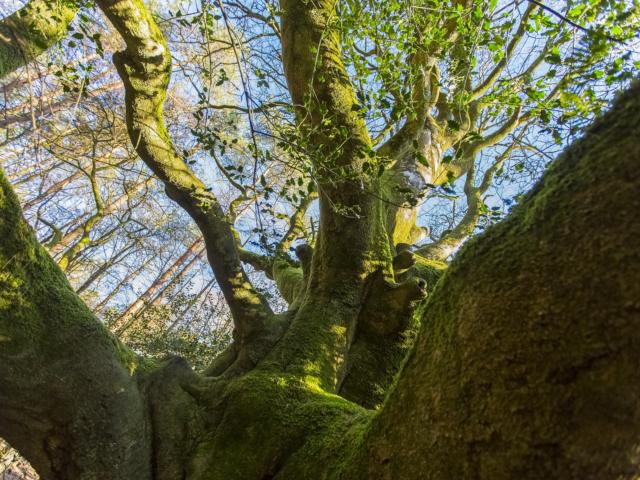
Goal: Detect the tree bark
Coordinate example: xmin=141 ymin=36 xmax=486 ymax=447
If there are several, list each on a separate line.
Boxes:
xmin=0 ymin=1 xmax=638 ymax=479
xmin=349 ymin=83 xmax=640 ymax=480
xmin=0 ymin=170 xmax=151 ymax=479
xmin=0 ymin=0 xmax=78 ymax=79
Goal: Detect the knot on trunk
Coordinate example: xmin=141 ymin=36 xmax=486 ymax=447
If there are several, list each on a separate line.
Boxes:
xmin=359 ymin=270 xmax=428 ymax=336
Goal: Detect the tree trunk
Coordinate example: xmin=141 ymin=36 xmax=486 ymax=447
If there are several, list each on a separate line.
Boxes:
xmin=110 ymin=239 xmax=204 ymax=334
xmin=0 ymin=170 xmax=151 ymax=479
xmin=0 ymin=4 xmax=638 ymax=479
xmin=347 ymin=84 xmax=640 ymax=480
xmin=22 ymin=171 xmax=83 ymax=211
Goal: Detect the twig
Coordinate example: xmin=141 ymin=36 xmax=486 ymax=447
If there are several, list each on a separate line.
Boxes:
xmin=526 ymin=0 xmax=626 ymax=44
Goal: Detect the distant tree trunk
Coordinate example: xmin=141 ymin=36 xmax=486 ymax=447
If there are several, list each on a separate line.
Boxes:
xmin=47 ymin=177 xmax=151 ymax=257
xmin=93 ymin=255 xmax=154 ymax=313
xmin=75 ymin=241 xmax=137 ymax=294
xmin=130 ymin=246 xmax=206 ymax=322
xmin=167 ymin=278 xmax=216 ymax=331
xmin=22 ymin=170 xmax=84 ymax=211
xmin=111 ymin=239 xmax=204 ymax=333
xmin=9 ymin=159 xmax=61 ymax=187
xmin=0 ymin=81 xmax=121 ymax=129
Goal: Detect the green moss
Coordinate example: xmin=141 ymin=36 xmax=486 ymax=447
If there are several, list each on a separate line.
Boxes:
xmin=0 ymin=0 xmax=78 ymax=79
xmin=0 ymin=168 xmax=153 ymax=477
xmin=342 ymin=83 xmax=640 ymax=480
xmin=339 ymin=327 xmax=417 ymax=408
xmin=186 ymin=370 xmax=371 ymax=479
xmin=404 ymin=255 xmax=448 ymax=286
xmin=273 ymin=259 xmax=305 ymax=305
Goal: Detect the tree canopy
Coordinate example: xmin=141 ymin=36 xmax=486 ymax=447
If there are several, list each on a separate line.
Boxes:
xmin=0 ymin=0 xmax=638 ymax=478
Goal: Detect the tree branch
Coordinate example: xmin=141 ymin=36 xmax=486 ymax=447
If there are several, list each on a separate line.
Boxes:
xmin=275 ymin=191 xmax=317 ymax=256
xmin=527 ymin=0 xmax=626 ymax=44
xmin=471 ymin=2 xmax=537 ymax=100
xmin=469 ymin=105 xmax=523 ymax=153
xmin=415 ymin=141 xmax=519 ymax=261
xmin=0 ymin=169 xmax=151 ymax=478
xmin=95 ymin=0 xmax=273 ymax=341
xmin=0 ymin=0 xmax=78 ymax=79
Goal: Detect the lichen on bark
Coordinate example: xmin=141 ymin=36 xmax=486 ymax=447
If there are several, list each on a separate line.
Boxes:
xmin=1 ymin=0 xmax=639 ymax=478
xmin=0 ymin=0 xmax=78 ymax=79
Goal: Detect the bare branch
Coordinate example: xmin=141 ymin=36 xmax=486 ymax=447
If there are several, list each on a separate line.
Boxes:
xmin=527 ymin=0 xmax=626 ymax=44
xmin=471 ymin=2 xmax=537 ymax=101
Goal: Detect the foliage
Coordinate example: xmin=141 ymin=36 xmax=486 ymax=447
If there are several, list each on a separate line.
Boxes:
xmin=0 ymin=0 xmax=638 ymax=476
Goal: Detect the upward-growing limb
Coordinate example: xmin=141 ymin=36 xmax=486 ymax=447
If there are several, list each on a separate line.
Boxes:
xmin=94 ymin=0 xmax=273 ymax=350
xmin=255 ymin=0 xmax=399 ymax=391
xmin=279 ymin=0 xmax=391 ymax=285
xmin=416 ymin=139 xmax=522 ymax=260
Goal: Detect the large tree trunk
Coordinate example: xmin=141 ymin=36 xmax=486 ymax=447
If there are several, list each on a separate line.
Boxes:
xmin=1 ymin=81 xmax=638 ymax=480
xmin=0 ymin=170 xmax=151 ymax=479
xmin=1 ymin=0 xmax=638 ymax=475
xmin=347 ymin=84 xmax=640 ymax=479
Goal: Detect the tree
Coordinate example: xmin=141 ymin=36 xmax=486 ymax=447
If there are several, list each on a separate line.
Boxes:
xmin=0 ymin=0 xmax=639 ymax=478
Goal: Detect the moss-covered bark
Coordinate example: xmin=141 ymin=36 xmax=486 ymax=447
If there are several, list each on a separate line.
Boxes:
xmin=348 ymin=83 xmax=640 ymax=479
xmin=0 ymin=170 xmax=152 ymax=479
xmin=265 ymin=0 xmax=397 ymax=394
xmin=95 ymin=0 xmax=276 ymax=377
xmin=340 ymin=257 xmax=447 ymax=407
xmin=2 ymin=1 xmax=639 ymax=479
xmin=0 ymin=0 xmax=78 ymax=79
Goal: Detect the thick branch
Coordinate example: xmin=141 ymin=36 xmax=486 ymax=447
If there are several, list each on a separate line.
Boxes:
xmin=351 ymin=82 xmax=640 ymax=479
xmin=0 ymin=169 xmax=150 ymax=479
xmin=238 ymin=247 xmax=274 ymax=277
xmin=96 ymin=0 xmax=272 ymax=341
xmin=0 ymin=0 xmax=78 ymax=79
xmin=260 ymin=0 xmax=395 ymax=390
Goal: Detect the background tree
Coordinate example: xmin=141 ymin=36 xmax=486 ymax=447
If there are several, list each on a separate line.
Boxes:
xmin=0 ymin=0 xmax=638 ymax=478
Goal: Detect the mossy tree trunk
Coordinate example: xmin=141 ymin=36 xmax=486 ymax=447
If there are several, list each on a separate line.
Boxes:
xmin=0 ymin=1 xmax=639 ymax=479
xmin=348 ymin=82 xmax=640 ymax=480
